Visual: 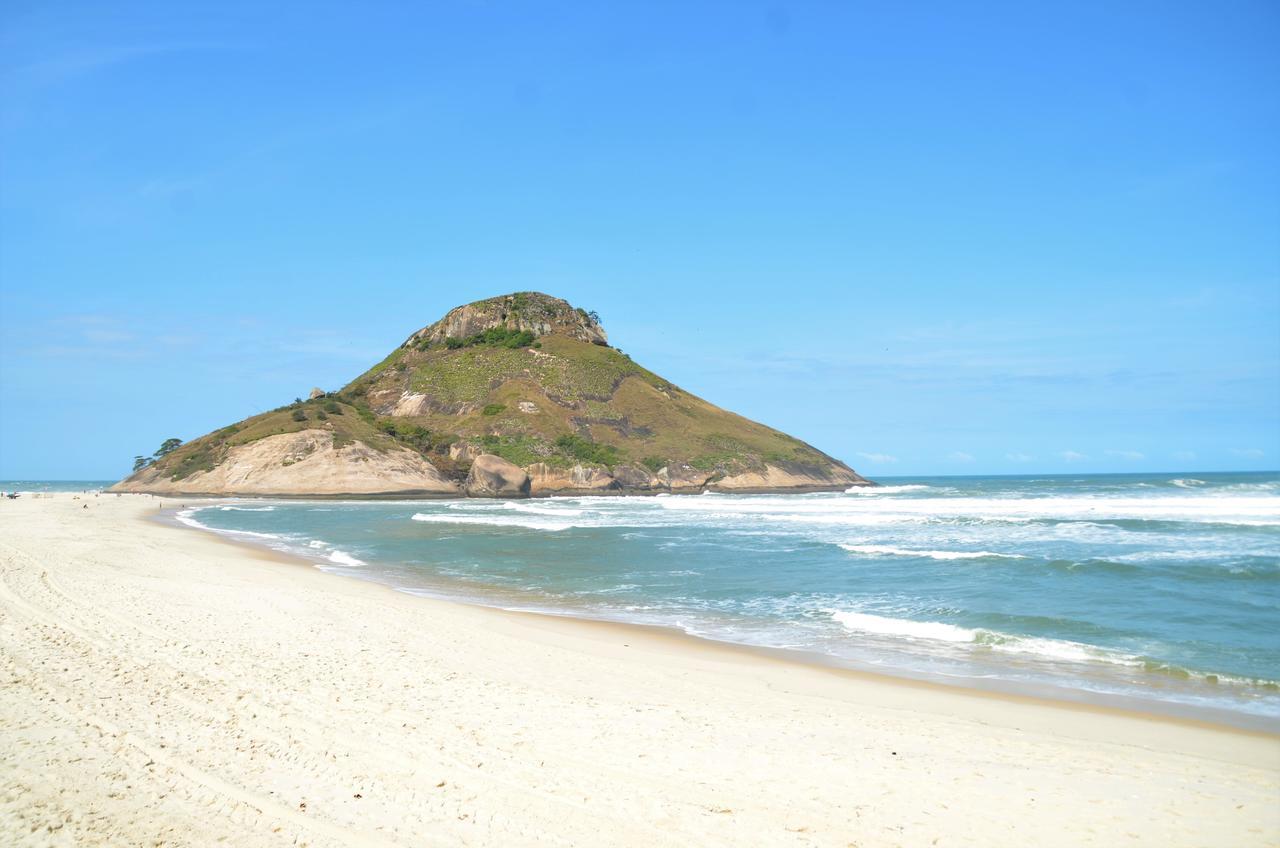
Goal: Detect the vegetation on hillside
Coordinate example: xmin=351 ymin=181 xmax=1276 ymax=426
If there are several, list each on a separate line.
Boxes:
xmin=127 ymin=293 xmax=849 ymax=487
xmin=443 ymin=326 xmax=537 ymax=350
xmin=337 ymin=330 xmax=836 ymax=478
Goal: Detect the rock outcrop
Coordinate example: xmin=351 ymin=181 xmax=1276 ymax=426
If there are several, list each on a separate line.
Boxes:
xmin=527 ymin=463 xmax=621 ymax=494
xmin=404 ymin=292 xmax=608 ymax=348
xmin=111 ymin=291 xmax=872 ymax=497
xmin=711 ymin=462 xmax=861 ymax=492
xmin=518 ymin=460 xmax=862 ymax=495
xmin=464 ymin=455 xmax=532 ymax=497
xmin=111 ymin=430 xmax=459 ymax=496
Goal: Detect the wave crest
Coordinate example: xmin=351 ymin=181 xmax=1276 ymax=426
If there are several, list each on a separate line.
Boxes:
xmin=839 ymin=544 xmax=1025 ymax=561
xmin=412 ymin=512 xmax=577 ymax=532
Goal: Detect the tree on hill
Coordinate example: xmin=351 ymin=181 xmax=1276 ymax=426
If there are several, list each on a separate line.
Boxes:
xmin=154 ymin=438 xmax=183 ymax=458
xmin=133 ymin=456 xmax=151 ymax=472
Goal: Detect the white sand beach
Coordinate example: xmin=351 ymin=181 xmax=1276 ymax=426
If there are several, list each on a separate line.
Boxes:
xmin=1 ymin=493 xmax=1277 ymax=847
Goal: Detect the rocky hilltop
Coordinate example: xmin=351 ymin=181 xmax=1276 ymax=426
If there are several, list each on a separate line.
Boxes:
xmin=112 ymin=292 xmax=870 ymax=497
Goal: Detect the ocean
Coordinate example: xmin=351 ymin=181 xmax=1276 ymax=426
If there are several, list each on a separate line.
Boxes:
xmin=1 ymin=480 xmax=116 ymax=493
xmin=162 ymin=472 xmax=1279 ymax=726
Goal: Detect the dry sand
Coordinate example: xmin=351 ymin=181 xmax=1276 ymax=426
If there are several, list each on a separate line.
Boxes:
xmin=1 ymin=493 xmax=1277 ymax=847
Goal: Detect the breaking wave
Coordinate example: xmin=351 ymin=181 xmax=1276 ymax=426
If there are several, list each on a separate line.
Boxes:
xmin=412 ymin=512 xmax=579 ymax=532
xmin=177 ymin=472 xmax=1280 ymax=724
xmin=325 ymin=549 xmax=366 ymax=567
xmin=839 ymin=544 xmax=1026 ymax=561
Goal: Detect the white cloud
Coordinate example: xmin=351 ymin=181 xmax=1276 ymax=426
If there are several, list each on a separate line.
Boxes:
xmin=1005 ymin=452 xmax=1034 ymax=463
xmin=857 ymin=452 xmax=898 ymax=464
xmin=1172 ymin=450 xmax=1196 ymax=461
xmin=948 ymin=451 xmax=975 ymax=463
xmin=1105 ymin=450 xmax=1145 ymax=461
xmin=1230 ymin=448 xmax=1265 ymax=459
xmin=1061 ymin=450 xmax=1088 ymax=463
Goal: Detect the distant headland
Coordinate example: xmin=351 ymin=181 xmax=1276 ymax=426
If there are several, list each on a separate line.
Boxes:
xmin=112 ymin=292 xmax=869 ymax=497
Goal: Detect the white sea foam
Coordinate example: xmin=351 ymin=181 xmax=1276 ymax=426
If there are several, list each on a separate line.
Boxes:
xmin=828 ymin=610 xmax=1144 ymax=667
xmin=220 ymin=528 xmax=285 ymax=540
xmin=503 ymin=502 xmax=585 ymax=517
xmin=326 ymin=549 xmax=365 ymax=567
xmin=839 ymin=544 xmax=1025 ymax=561
xmin=1170 ymin=478 xmax=1206 ymax=488
xmin=985 ymin=634 xmax=1141 ymax=666
xmin=174 ymin=509 xmax=205 ymax=529
xmin=829 ymin=610 xmax=976 ymax=642
xmin=1217 ymin=482 xmax=1280 ymax=495
xmin=656 ymin=492 xmax=1280 ymax=527
xmin=845 ymin=484 xmax=932 ymax=495
xmin=218 ymin=505 xmax=277 ymax=512
xmin=412 ymin=512 xmax=577 ymax=532
xmin=176 ymin=508 xmax=284 ymax=539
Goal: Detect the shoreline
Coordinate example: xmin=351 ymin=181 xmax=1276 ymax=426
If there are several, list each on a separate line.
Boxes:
xmin=3 ymin=493 xmax=1278 ymax=846
xmin=166 ymin=499 xmax=1280 ymax=735
xmin=110 ymin=481 xmax=870 ymax=499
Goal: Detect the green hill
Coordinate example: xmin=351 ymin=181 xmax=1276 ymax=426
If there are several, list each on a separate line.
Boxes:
xmin=113 ymin=292 xmax=869 ymax=496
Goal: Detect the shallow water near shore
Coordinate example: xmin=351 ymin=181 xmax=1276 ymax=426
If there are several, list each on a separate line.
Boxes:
xmin=175 ymin=471 xmax=1280 ymax=724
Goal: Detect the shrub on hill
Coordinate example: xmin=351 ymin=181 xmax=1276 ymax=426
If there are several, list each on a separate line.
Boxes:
xmin=641 ymin=456 xmax=665 ymax=472
xmin=554 ymin=433 xmax=621 ymax=467
xmin=377 ymin=419 xmax=435 ymax=453
xmin=445 ymin=327 xmax=537 ymax=351
xmin=479 ymin=434 xmax=543 ymax=466
xmin=154 ymin=438 xmax=183 ymax=458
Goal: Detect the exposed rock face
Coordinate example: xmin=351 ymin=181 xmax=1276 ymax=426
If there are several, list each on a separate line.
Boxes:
xmin=309 ymin=387 xmax=325 ymax=400
xmin=391 ymin=392 xmax=432 ymax=416
xmin=519 ymin=461 xmax=869 ymax=495
xmin=526 ymin=463 xmax=620 ymax=495
xmin=404 ymin=292 xmax=608 ymax=348
xmin=713 ymin=462 xmax=869 ymax=492
xmin=449 ymin=442 xmax=482 ymax=462
xmin=611 ymin=464 xmax=660 ymax=490
xmin=666 ymin=465 xmax=715 ymax=491
xmin=109 ymin=430 xmax=460 ymax=496
xmin=464 ymin=454 xmax=532 ymax=498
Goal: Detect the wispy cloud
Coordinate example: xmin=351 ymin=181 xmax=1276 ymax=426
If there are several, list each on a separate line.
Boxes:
xmin=947 ymin=451 xmax=975 ymax=463
xmin=1172 ymin=450 xmax=1197 ymax=462
xmin=1105 ymin=449 xmax=1145 ymax=461
xmin=857 ymin=452 xmax=898 ymax=464
xmin=1061 ymin=450 xmax=1089 ymax=463
xmin=1005 ymin=452 xmax=1034 ymax=463
xmin=1230 ymin=448 xmax=1265 ymax=459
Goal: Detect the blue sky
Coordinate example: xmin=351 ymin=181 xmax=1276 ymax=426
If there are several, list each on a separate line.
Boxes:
xmin=1 ymin=1 xmax=1277 ymax=479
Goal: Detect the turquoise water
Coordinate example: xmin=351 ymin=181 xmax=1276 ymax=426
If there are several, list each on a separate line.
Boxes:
xmin=181 ymin=472 xmax=1280 ymax=724
xmin=1 ymin=480 xmax=114 ymax=493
